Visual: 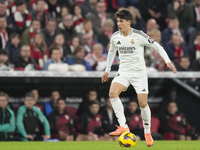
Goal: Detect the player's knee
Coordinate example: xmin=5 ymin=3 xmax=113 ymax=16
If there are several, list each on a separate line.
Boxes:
xmin=138 ymin=101 xmax=147 ymax=108
xmin=109 ymin=92 xmax=118 ymax=99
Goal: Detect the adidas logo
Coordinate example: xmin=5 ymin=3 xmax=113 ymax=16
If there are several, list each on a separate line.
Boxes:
xmin=142 ymin=89 xmax=146 ymax=92
xmin=116 ymin=41 xmax=121 ymax=44
xmin=144 ymin=123 xmax=149 ymax=125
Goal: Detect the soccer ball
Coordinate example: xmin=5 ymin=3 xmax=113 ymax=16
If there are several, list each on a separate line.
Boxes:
xmin=118 ymin=132 xmax=137 ymax=147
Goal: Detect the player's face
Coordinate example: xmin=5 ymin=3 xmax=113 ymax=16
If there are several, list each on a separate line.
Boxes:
xmin=180 ymin=58 xmax=190 ymax=69
xmin=31 ymin=90 xmax=39 ymax=101
xmin=0 ymin=96 xmax=8 ymax=109
xmin=51 ymin=91 xmax=60 ymax=104
xmin=128 ymin=102 xmax=138 ymax=114
xmin=167 ymin=102 xmax=177 ymax=115
xmin=89 ymin=104 xmax=100 ymax=115
xmin=24 ymin=97 xmax=35 ymax=109
xmin=116 ymin=18 xmax=131 ymax=32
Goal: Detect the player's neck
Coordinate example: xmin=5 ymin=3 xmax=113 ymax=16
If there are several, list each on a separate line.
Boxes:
xmin=121 ymin=27 xmax=131 ymax=37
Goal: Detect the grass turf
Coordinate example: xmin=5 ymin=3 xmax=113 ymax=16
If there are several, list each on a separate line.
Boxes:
xmin=1 ymin=141 xmax=200 ymax=150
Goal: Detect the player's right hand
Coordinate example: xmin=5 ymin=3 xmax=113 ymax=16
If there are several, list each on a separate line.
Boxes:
xmin=101 ymin=72 xmax=109 ymax=83
xmin=26 ymin=135 xmax=33 ymax=140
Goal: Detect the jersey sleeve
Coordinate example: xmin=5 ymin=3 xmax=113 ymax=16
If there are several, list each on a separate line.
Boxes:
xmin=139 ymin=31 xmax=171 ymax=64
xmin=3 ymin=108 xmax=15 ymax=133
xmin=105 ymin=37 xmax=117 ymax=73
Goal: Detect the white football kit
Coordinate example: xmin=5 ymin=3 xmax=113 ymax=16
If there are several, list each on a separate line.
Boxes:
xmin=105 ymin=28 xmax=171 ymax=94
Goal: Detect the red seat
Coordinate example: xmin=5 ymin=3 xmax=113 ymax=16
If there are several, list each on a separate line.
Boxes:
xmin=163 ymin=132 xmax=175 ymax=140
xmin=65 ymin=106 xmax=77 ymax=118
xmin=140 ymin=117 xmax=160 ymax=133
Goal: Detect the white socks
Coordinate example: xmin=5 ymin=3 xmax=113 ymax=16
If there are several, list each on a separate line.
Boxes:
xmin=140 ymin=105 xmax=151 ymax=134
xmin=110 ymin=97 xmax=127 ymax=128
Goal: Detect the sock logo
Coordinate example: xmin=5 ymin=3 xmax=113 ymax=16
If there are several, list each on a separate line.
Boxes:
xmin=116 ymin=41 xmax=121 ymax=44
xmin=144 ymin=123 xmax=149 ymax=125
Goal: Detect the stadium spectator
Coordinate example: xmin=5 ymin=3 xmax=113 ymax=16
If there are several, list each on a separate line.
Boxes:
xmin=99 ymin=97 xmax=118 ymax=141
xmin=5 ymin=33 xmax=21 ymax=64
xmin=30 ymin=0 xmax=51 ymax=28
xmin=84 ymin=43 xmax=107 ymax=71
xmin=0 ymin=1 xmax=7 ymax=17
xmin=82 ymin=33 xmax=95 ymax=53
xmin=139 ymin=0 xmax=168 ymax=30
xmin=48 ymin=98 xmax=75 ymax=141
xmin=41 ymin=19 xmax=58 ymax=46
xmin=80 ymin=0 xmax=98 ymax=18
xmin=168 ymin=0 xmax=194 ymax=32
xmin=69 ymin=36 xmax=80 ymax=53
xmin=43 ymin=91 xmax=60 ymax=116
xmin=16 ymin=93 xmax=50 ymax=141
xmin=146 ymin=19 xmax=159 ymax=35
xmin=9 ymin=0 xmax=32 ymax=34
xmin=0 ymin=15 xmax=10 ymax=49
xmin=128 ymin=6 xmax=146 ymax=32
xmin=162 ymin=16 xmax=185 ymax=47
xmin=73 ymin=5 xmax=84 ymax=34
xmin=193 ymin=0 xmax=200 ymax=30
xmin=0 ymin=92 xmax=15 ymax=141
xmin=60 ymin=7 xmax=69 ymax=20
xmin=192 ymin=57 xmax=200 ymax=71
xmin=154 ymin=54 xmax=167 ymax=71
xmin=87 ymin=1 xmax=107 ymax=34
xmin=164 ymin=34 xmax=187 ymax=64
xmin=14 ymin=45 xmax=38 ymax=70
xmin=58 ymin=14 xmax=76 ymax=43
xmin=42 ymin=47 xmax=69 ymax=71
xmin=30 ymin=33 xmax=49 ymax=69
xmin=21 ymin=19 xmax=41 ymax=45
xmin=66 ymin=46 xmax=91 ymax=71
xmin=49 ymin=34 xmax=71 ymax=60
xmin=160 ymin=101 xmax=194 ymax=140
xmin=176 ymin=55 xmax=193 ymax=71
xmin=76 ymin=101 xmax=109 ymax=141
xmin=0 ymin=49 xmax=10 ymax=71
xmin=188 ymin=32 xmax=200 ymax=62
xmin=97 ymin=19 xmax=114 ymax=48
xmin=30 ymin=89 xmax=43 ymax=111
xmin=145 ymin=29 xmax=162 ymax=67
xmin=76 ymin=88 xmax=98 ymax=116
xmin=46 ymin=0 xmax=61 ymax=19
xmin=168 ymin=0 xmax=196 ymax=48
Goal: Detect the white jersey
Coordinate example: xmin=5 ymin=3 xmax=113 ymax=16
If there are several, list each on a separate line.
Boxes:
xmin=105 ymin=28 xmax=171 ymax=73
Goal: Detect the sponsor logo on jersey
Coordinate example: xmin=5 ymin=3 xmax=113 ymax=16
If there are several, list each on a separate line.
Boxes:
xmin=118 ymin=46 xmax=135 ymax=54
xmin=116 ymin=41 xmax=121 ymax=44
xmin=148 ymin=37 xmax=154 ymax=43
xmin=130 ymin=39 xmax=135 ymax=44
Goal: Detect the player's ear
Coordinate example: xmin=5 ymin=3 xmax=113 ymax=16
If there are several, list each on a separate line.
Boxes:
xmin=128 ymin=20 xmax=132 ymax=25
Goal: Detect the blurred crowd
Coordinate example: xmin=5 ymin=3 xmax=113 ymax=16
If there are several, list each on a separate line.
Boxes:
xmin=0 ymin=89 xmax=199 ymax=141
xmin=0 ymin=0 xmax=200 ymax=72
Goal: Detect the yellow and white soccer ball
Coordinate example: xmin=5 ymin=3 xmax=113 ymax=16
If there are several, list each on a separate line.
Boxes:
xmin=119 ymin=132 xmax=137 ymax=148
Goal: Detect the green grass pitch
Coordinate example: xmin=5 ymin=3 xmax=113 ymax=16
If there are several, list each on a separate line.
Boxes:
xmin=1 ymin=141 xmax=200 ymax=150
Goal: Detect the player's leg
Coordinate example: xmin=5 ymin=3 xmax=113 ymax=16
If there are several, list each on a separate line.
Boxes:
xmin=109 ymin=76 xmax=130 ymax=136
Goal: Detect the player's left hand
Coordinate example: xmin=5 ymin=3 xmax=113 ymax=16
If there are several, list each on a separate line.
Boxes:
xmin=167 ymin=62 xmax=177 ymax=74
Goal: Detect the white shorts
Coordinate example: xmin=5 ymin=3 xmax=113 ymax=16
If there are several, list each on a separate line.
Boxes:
xmin=112 ymin=72 xmax=149 ymax=94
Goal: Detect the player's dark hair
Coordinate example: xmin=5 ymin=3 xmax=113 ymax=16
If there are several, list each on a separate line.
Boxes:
xmin=0 ymin=92 xmax=9 ymax=101
xmin=25 ymin=93 xmax=35 ymax=99
xmin=74 ymin=46 xmax=84 ymax=56
xmin=47 ymin=18 xmax=57 ymax=25
xmin=57 ymin=97 xmax=66 ymax=104
xmin=36 ymin=0 xmax=45 ymax=4
xmin=128 ymin=97 xmax=138 ymax=105
xmin=195 ymin=32 xmax=200 ymax=38
xmin=9 ymin=33 xmax=20 ymax=41
xmin=15 ymin=0 xmax=26 ymax=7
xmin=87 ymin=88 xmax=97 ymax=94
xmin=115 ymin=9 xmax=133 ymax=21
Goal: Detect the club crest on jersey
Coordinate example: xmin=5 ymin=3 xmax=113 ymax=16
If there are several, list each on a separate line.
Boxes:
xmin=130 ymin=39 xmax=135 ymax=44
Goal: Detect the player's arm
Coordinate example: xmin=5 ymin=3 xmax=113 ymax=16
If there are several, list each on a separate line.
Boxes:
xmin=102 ymin=37 xmax=117 ymax=83
xmin=141 ymin=32 xmax=177 ymax=74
